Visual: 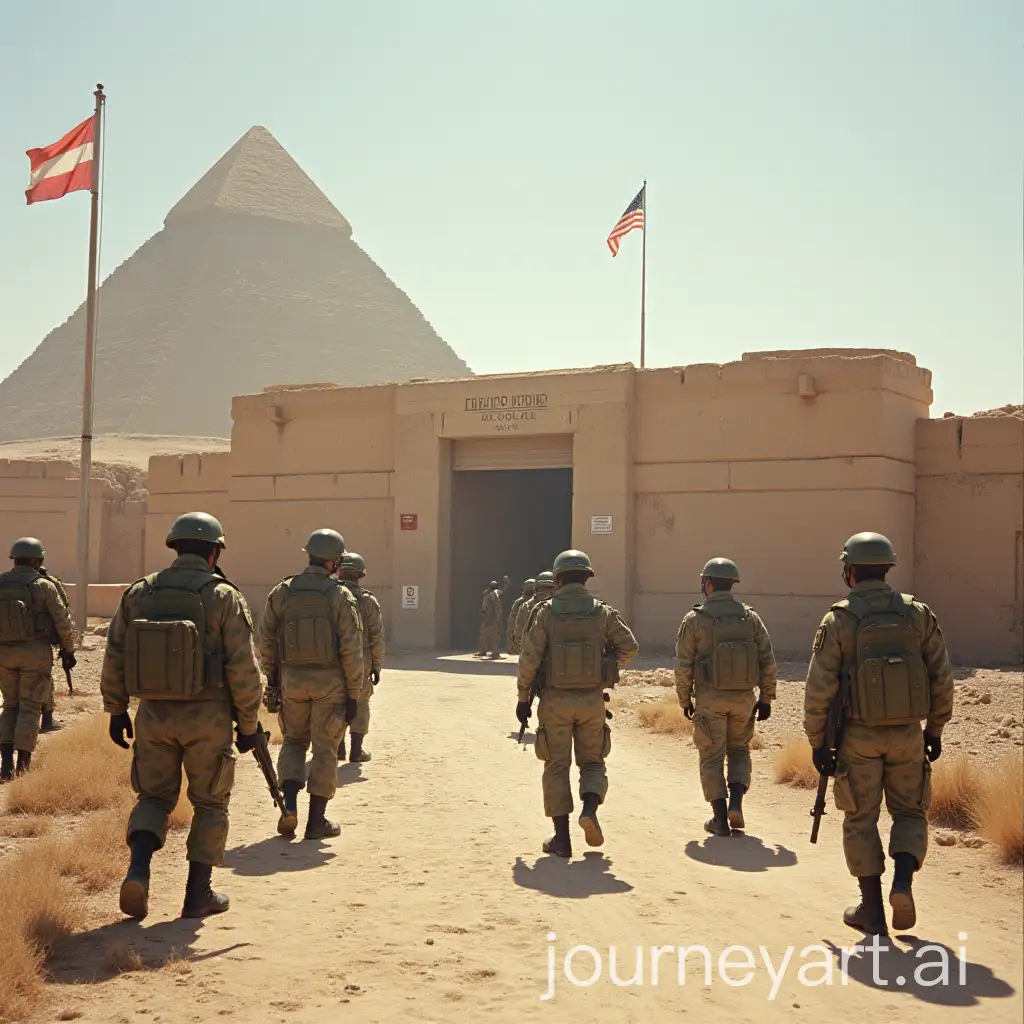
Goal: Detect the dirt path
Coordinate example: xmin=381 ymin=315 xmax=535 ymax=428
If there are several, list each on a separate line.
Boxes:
xmin=38 ymin=656 xmax=1022 ymax=1023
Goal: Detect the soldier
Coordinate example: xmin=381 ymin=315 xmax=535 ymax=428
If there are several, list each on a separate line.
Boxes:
xmin=39 ymin=569 xmax=72 ymax=734
xmin=675 ymin=558 xmax=776 ymax=836
xmin=476 ymin=577 xmax=509 ymax=659
xmin=0 ymin=538 xmax=76 ymax=780
xmin=516 ymin=550 xmax=638 ymax=857
xmin=335 ymin=552 xmax=385 ymax=763
xmin=506 ymin=579 xmax=535 ymax=655
xmin=101 ymin=513 xmax=263 ymax=920
xmin=514 ymin=571 xmax=555 ymax=652
xmin=260 ymin=529 xmax=364 ymax=840
xmin=804 ymin=532 xmax=953 ymax=935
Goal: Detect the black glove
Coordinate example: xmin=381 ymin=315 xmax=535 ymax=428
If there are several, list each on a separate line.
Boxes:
xmin=924 ymin=732 xmax=942 ymax=762
xmin=605 ymin=709 xmax=613 ymax=721
xmin=756 ymin=701 xmax=771 ymax=722
xmin=345 ymin=698 xmax=359 ymax=723
xmin=370 ymin=668 xmax=381 ymax=686
xmin=515 ymin=700 xmax=532 ymax=725
xmin=60 ymin=650 xmax=77 ymax=671
xmin=682 ymin=701 xmax=694 ymax=720
xmin=109 ymin=711 xmax=133 ymax=749
xmin=235 ymin=726 xmax=259 ymax=754
xmin=812 ymin=745 xmax=836 ymax=777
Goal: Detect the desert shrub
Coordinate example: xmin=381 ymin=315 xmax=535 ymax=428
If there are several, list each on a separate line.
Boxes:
xmin=974 ymin=754 xmax=1024 ymax=865
xmin=636 ymin=694 xmax=692 ymax=736
xmin=928 ymin=756 xmax=982 ymax=829
xmin=774 ymin=736 xmax=818 ymax=789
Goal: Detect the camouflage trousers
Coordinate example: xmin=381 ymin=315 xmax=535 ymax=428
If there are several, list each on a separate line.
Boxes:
xmin=691 ymin=690 xmax=757 ymax=802
xmin=340 ymin=674 xmax=373 ymax=737
xmin=834 ymin=722 xmax=930 ymax=878
xmin=535 ymin=687 xmax=610 ymax=817
xmin=478 ymin=620 xmax=501 ymax=654
xmin=0 ymin=641 xmax=54 ymax=752
xmin=277 ymin=668 xmax=346 ymax=799
xmin=127 ymin=699 xmax=236 ymax=865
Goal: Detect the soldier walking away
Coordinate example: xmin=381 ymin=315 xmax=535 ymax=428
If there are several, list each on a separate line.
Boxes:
xmin=0 ymin=538 xmax=76 ymax=781
xmin=516 ymin=550 xmax=638 ymax=857
xmin=475 ymin=576 xmax=509 ymax=658
xmin=335 ymin=552 xmax=385 ymax=763
xmin=804 ymin=532 xmax=953 ymax=936
xmin=506 ymin=579 xmax=536 ymax=655
xmin=514 ymin=571 xmax=555 ymax=653
xmin=39 ymin=567 xmax=72 ymax=734
xmin=260 ymin=529 xmax=364 ymax=840
xmin=675 ymin=558 xmax=777 ymax=836
xmin=101 ymin=513 xmax=264 ymax=920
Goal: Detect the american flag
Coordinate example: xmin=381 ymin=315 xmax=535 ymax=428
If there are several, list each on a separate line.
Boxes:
xmin=606 ymin=184 xmax=645 ymax=256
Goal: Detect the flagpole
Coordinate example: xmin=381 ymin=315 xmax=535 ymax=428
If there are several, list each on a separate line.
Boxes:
xmin=73 ymin=84 xmax=105 ymax=637
xmin=639 ymin=178 xmax=647 ymax=369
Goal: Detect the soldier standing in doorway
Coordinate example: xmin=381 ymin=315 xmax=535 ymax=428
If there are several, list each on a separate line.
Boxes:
xmin=674 ymin=558 xmax=777 ymax=836
xmin=0 ymin=538 xmax=76 ymax=780
xmin=516 ymin=550 xmax=638 ymax=857
xmin=475 ymin=576 xmax=510 ymax=659
xmin=506 ymin=578 xmax=535 ymax=655
xmin=804 ymin=532 xmax=953 ymax=935
xmin=336 ymin=552 xmax=385 ymax=763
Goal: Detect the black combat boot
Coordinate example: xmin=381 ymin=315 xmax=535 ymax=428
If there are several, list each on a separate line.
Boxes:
xmin=348 ymin=733 xmax=371 ymax=763
xmin=889 ymin=852 xmax=918 ymax=931
xmin=181 ymin=862 xmax=230 ymax=918
xmin=119 ymin=831 xmax=158 ymax=919
xmin=337 ymin=737 xmax=346 ymax=760
xmin=15 ymin=750 xmax=31 ymax=776
xmin=40 ymin=709 xmax=61 ymax=733
xmin=578 ymin=793 xmax=604 ymax=848
xmin=704 ymin=798 xmax=731 ymax=836
xmin=542 ymin=815 xmax=572 ymax=858
xmin=843 ymin=875 xmax=889 ymax=935
xmin=304 ymin=795 xmax=341 ymax=840
xmin=0 ymin=743 xmax=14 ymax=782
xmin=727 ymin=783 xmax=746 ymax=830
xmin=278 ymin=780 xmax=301 ymax=836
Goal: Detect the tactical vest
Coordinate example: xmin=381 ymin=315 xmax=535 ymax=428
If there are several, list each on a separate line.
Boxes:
xmin=342 ymin=582 xmax=375 ymax=653
xmin=42 ymin=570 xmax=71 ymax=644
xmin=546 ymin=592 xmax=604 ymax=690
xmin=0 ymin=571 xmax=50 ymax=644
xmin=123 ymin=567 xmax=227 ymax=700
xmin=694 ymin=603 xmax=760 ymax=692
xmin=836 ymin=591 xmax=930 ymax=726
xmin=278 ymin=572 xmax=341 ymax=668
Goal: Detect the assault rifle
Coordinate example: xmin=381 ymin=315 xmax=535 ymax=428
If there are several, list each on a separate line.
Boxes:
xmin=251 ymin=725 xmax=289 ymax=820
xmin=63 ymin=661 xmax=74 ymax=696
xmin=810 ymin=690 xmax=847 ymax=844
xmin=518 ymin=666 xmax=546 ymax=746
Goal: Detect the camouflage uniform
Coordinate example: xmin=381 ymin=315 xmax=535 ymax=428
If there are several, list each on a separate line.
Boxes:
xmin=101 ymin=554 xmax=263 ymax=864
xmin=518 ymin=583 xmax=638 ymax=817
xmin=338 ymin=582 xmax=384 ymax=741
xmin=804 ymin=579 xmax=954 ymax=878
xmin=0 ymin=567 xmax=75 ymax=754
xmin=506 ymin=585 xmax=534 ymax=654
xmin=477 ymin=586 xmax=504 ymax=656
xmin=259 ymin=566 xmax=364 ymax=800
xmin=514 ymin=579 xmax=555 ymax=651
xmin=675 ymin=592 xmax=777 ymax=801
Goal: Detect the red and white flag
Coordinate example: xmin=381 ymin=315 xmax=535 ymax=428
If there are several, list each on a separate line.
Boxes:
xmin=25 ymin=115 xmax=95 ymax=205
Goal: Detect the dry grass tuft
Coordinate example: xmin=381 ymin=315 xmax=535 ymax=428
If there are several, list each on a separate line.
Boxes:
xmin=636 ymin=694 xmax=693 ymax=735
xmin=0 ymin=814 xmax=53 ymax=839
xmin=103 ymin=942 xmax=146 ymax=974
xmin=975 ymin=754 xmax=1024 ymax=864
xmin=169 ymin=790 xmax=193 ymax=829
xmin=928 ymin=756 xmax=982 ymax=829
xmin=774 ymin=736 xmax=818 ymax=789
xmin=750 ymin=731 xmax=763 ymax=751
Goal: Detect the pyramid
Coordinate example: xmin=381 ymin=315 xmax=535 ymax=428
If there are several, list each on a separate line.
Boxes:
xmin=0 ymin=126 xmax=471 ymax=440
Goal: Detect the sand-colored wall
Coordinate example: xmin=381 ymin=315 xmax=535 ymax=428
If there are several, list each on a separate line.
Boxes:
xmin=915 ymin=416 xmax=1024 ymax=665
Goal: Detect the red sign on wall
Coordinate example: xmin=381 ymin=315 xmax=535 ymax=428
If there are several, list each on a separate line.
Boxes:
xmin=400 ymin=514 xmax=418 ymax=531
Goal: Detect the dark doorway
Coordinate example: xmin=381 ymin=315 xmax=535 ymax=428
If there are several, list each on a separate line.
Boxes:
xmin=450 ymin=468 xmax=573 ymax=650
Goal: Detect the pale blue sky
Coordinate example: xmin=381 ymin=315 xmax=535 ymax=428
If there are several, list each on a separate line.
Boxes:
xmin=0 ymin=1 xmax=1020 ymax=416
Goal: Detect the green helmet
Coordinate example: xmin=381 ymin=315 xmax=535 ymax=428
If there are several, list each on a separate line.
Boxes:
xmin=840 ymin=532 xmax=897 ymax=566
xmin=165 ymin=512 xmax=227 ymax=549
xmin=700 ymin=557 xmax=740 ymax=582
xmin=535 ymin=571 xmax=556 ymax=590
xmin=340 ymin=551 xmax=366 ymax=576
xmin=303 ymin=529 xmax=345 ymax=561
xmin=523 ymin=578 xmax=536 ymax=591
xmin=552 ymin=549 xmax=594 ymax=578
xmin=9 ymin=537 xmax=45 ymax=560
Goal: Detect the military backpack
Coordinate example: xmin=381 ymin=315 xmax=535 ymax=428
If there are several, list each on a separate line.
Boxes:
xmin=835 ymin=591 xmax=930 ymax=726
xmin=694 ymin=603 xmax=760 ymax=691
xmin=546 ymin=591 xmax=605 ymax=690
xmin=0 ymin=572 xmax=48 ymax=644
xmin=278 ymin=572 xmax=341 ymax=667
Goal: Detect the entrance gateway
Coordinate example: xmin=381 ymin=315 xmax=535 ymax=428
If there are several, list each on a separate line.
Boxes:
xmin=450 ymin=435 xmax=573 ymax=650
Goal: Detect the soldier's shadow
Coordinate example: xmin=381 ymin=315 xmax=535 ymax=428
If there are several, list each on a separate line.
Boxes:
xmin=47 ymin=917 xmax=248 ymax=984
xmin=506 ymin=730 xmax=536 ymax=746
xmin=222 ymin=835 xmax=337 ymax=876
xmin=822 ymin=937 xmax=1016 ymax=1006
xmin=336 ymin=762 xmax=369 ymax=786
xmin=512 ymin=852 xmax=634 ymax=898
xmin=684 ymin=834 xmax=798 ymax=872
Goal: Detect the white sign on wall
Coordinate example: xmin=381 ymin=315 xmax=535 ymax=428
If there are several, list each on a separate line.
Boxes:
xmin=401 ymin=585 xmax=419 ymax=610
xmin=590 ymin=515 xmax=613 ymax=535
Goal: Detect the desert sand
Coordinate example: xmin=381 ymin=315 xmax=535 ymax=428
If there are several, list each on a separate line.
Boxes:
xmin=0 ymin=434 xmax=230 ymax=472
xmin=15 ymin=652 xmax=1024 ymax=1023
